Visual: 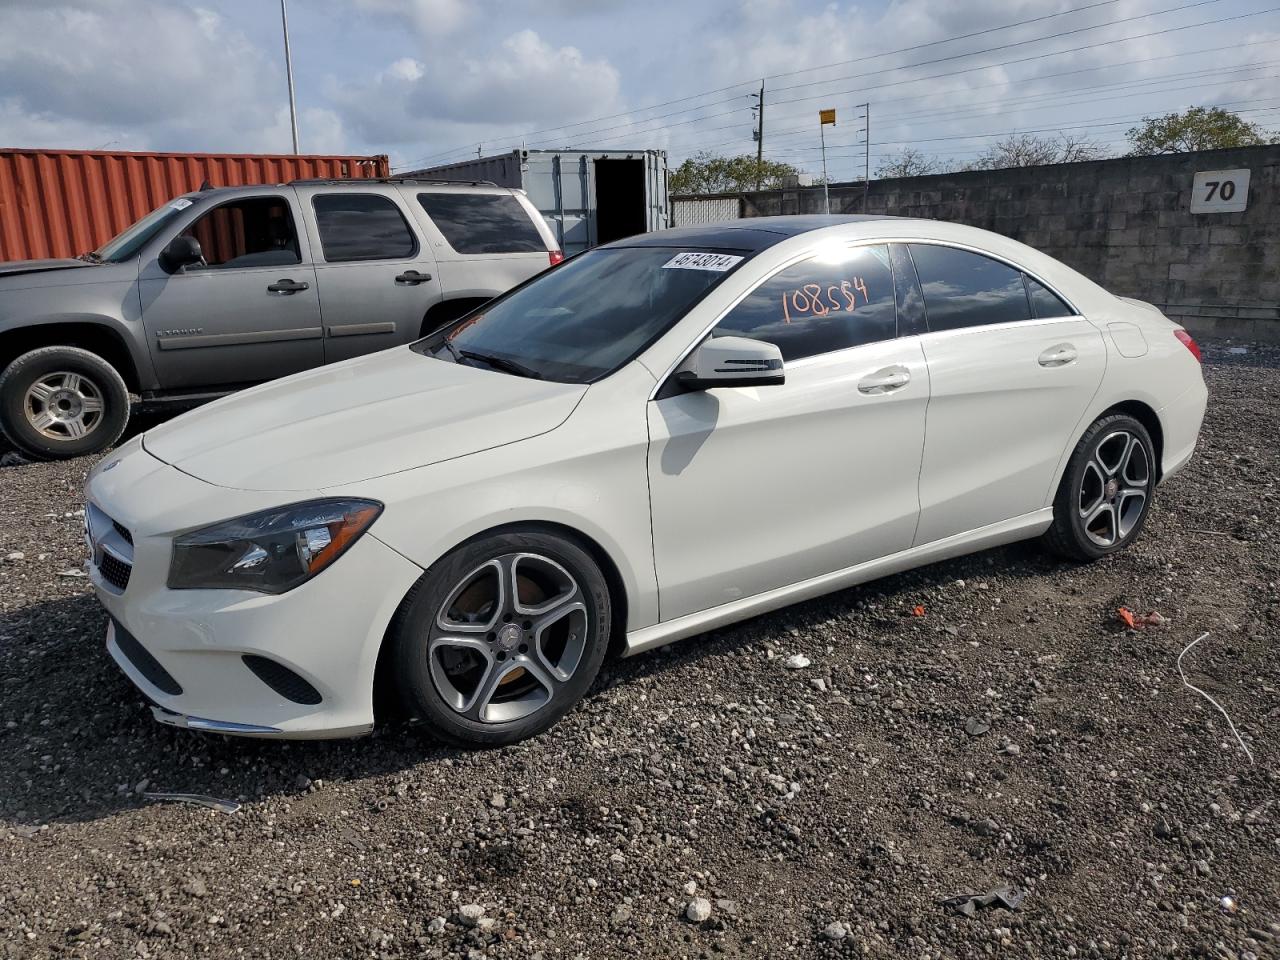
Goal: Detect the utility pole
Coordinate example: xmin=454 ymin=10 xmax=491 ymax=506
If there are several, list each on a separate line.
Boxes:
xmin=861 ymin=102 xmax=870 ymax=212
xmin=752 ymin=81 xmax=765 ymax=189
xmin=819 ymin=108 xmax=836 ymax=214
xmin=280 ymin=0 xmax=300 ymax=154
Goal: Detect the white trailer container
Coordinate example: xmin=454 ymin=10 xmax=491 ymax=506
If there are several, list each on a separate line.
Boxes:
xmin=408 ymin=149 xmax=669 ymax=256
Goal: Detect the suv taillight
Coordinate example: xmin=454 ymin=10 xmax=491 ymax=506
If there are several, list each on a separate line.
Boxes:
xmin=548 ymin=250 xmax=564 ymax=266
xmin=1174 ymin=329 xmax=1202 ymax=363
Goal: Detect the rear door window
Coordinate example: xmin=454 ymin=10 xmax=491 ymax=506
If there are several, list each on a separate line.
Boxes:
xmin=417 ymin=192 xmax=547 ymax=254
xmin=713 ymin=244 xmax=897 ymax=361
xmin=312 ymin=194 xmax=417 ymax=262
xmin=1025 ymin=275 xmax=1074 ymax=318
xmin=908 ymin=244 xmax=1032 ymax=331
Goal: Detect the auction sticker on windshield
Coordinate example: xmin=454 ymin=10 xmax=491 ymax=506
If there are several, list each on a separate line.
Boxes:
xmin=663 ymin=252 xmax=744 ymax=272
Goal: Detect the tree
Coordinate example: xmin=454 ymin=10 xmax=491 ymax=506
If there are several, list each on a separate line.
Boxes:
xmin=670 ymin=152 xmax=802 ymax=194
xmin=1127 ymin=106 xmax=1274 ymax=155
xmin=968 ymin=132 xmax=1105 ymax=170
xmin=875 ymin=147 xmax=940 ymax=178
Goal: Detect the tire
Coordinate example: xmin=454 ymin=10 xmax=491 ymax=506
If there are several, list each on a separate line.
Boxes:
xmin=0 ymin=346 xmax=130 ymax=460
xmin=389 ymin=528 xmax=612 ymax=747
xmin=1043 ymin=413 xmax=1156 ymax=561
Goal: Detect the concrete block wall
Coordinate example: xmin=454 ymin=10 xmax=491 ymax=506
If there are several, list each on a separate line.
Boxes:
xmin=736 ymin=144 xmax=1280 ymax=340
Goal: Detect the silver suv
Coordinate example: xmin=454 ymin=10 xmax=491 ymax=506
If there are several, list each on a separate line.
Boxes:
xmin=0 ymin=179 xmax=562 ymax=459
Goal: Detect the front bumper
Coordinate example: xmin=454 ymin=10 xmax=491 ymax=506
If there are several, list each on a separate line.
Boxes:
xmin=86 ymin=444 xmax=424 ymax=739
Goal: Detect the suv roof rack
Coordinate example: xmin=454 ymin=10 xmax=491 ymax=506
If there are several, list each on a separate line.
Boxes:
xmin=287 ymin=177 xmax=498 ymax=187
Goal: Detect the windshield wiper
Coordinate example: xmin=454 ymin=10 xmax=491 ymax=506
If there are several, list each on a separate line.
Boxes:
xmin=459 ymin=350 xmax=543 ymax=380
xmin=437 ymin=338 xmax=463 ymax=363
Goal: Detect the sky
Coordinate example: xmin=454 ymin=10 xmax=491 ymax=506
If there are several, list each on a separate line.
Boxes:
xmin=0 ymin=0 xmax=1276 ymax=182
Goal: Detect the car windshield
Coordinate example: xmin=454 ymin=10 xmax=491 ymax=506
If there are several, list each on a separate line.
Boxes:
xmin=418 ymin=246 xmax=746 ymax=383
xmin=92 ymin=198 xmax=199 ymax=262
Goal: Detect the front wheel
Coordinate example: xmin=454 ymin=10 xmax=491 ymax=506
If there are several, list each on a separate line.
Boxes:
xmin=389 ymin=529 xmax=612 ymax=747
xmin=1043 ymin=413 xmax=1156 ymax=561
xmin=0 ymin=346 xmax=130 ymax=460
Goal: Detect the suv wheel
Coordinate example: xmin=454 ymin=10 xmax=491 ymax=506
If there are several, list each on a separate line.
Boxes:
xmin=0 ymin=346 xmax=130 ymax=460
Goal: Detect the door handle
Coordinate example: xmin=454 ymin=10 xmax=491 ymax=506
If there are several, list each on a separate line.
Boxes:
xmin=857 ymin=366 xmax=911 ymax=395
xmin=267 ymin=278 xmax=309 ymax=294
xmin=1038 ymin=343 xmax=1078 ymax=367
xmin=395 ymin=270 xmax=432 ymax=285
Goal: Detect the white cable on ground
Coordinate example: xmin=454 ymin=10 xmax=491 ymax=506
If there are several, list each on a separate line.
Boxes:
xmin=1177 ymin=632 xmax=1255 ymax=766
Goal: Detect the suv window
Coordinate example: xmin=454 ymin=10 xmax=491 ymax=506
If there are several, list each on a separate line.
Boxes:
xmin=313 ymin=194 xmax=417 ymax=262
xmin=181 ymin=197 xmax=300 ymax=269
xmin=1026 ymin=275 xmax=1074 ymax=318
xmin=417 ymin=192 xmax=546 ymax=254
xmin=908 ymin=244 xmax=1031 ymax=331
xmin=713 ymin=244 xmax=897 ymax=361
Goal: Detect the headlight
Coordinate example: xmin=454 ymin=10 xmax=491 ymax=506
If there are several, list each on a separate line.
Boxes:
xmin=168 ymin=499 xmax=383 ymax=594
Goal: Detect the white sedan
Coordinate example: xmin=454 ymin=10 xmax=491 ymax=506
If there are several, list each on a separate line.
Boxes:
xmin=83 ymin=216 xmax=1207 ymax=745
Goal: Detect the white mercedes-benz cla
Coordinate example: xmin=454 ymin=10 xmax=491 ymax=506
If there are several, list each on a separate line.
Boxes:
xmin=83 ymin=216 xmax=1207 ymax=746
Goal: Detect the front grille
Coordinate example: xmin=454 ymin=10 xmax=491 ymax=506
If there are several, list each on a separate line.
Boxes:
xmin=112 ymin=619 xmax=182 ymax=696
xmin=243 ymin=655 xmax=322 ymax=705
xmin=112 ymin=521 xmax=134 ymax=545
xmin=99 ymin=551 xmax=132 ymax=591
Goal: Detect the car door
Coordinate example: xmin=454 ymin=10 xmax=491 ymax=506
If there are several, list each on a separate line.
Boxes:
xmin=646 ymin=243 xmax=930 ymax=622
xmin=905 ymin=242 xmax=1106 ymax=546
xmin=293 ymin=185 xmax=443 ymax=364
xmin=137 ymin=191 xmax=323 ymax=390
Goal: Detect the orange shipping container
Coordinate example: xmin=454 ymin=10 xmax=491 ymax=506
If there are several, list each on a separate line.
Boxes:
xmin=0 ymin=147 xmax=391 ymax=262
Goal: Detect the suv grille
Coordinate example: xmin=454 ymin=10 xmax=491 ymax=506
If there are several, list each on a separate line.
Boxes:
xmin=112 ymin=619 xmax=182 ymax=696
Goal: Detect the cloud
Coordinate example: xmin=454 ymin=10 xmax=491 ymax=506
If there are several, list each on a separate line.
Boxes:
xmin=329 ymin=28 xmax=625 ymax=166
xmin=351 ymin=0 xmax=472 ymax=37
xmin=0 ymin=0 xmax=349 ymax=154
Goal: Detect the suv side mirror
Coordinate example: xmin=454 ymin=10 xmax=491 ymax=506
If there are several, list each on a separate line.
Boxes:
xmin=159 ymin=235 xmax=203 ymax=273
xmin=675 ymin=335 xmax=785 ymax=390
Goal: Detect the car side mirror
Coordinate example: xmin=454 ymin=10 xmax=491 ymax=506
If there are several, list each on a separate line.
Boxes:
xmin=159 ymin=235 xmax=203 ymax=273
xmin=675 ymin=335 xmax=785 ymax=390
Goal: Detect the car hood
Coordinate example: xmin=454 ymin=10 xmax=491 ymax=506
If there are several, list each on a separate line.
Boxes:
xmin=142 ymin=347 xmax=587 ymax=491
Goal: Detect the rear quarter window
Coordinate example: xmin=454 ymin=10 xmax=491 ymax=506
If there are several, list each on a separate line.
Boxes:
xmin=417 ymin=192 xmax=547 ymax=254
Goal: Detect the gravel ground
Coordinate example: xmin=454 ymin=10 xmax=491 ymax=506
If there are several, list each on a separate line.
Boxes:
xmin=1 ymin=338 xmax=1277 ymax=959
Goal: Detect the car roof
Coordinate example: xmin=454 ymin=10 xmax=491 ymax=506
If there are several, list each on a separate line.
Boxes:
xmin=179 ymin=179 xmax=512 ymax=202
xmin=604 ymin=215 xmax=903 ymax=253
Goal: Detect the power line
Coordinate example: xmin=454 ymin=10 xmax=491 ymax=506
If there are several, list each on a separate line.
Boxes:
xmin=656 ymin=55 xmax=1279 ymax=155
xmin=765 ymin=100 xmax=1280 ymax=157
xmin=767 ymin=0 xmax=1222 ymax=96
xmin=401 ymin=0 xmax=1129 ymax=168
xmin=556 ymin=6 xmax=1279 ymax=151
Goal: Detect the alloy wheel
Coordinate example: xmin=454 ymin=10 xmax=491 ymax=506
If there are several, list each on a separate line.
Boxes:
xmin=1078 ymin=429 xmax=1150 ymax=547
xmin=427 ymin=553 xmax=589 ymax=724
xmin=24 ymin=371 xmax=105 ymax=441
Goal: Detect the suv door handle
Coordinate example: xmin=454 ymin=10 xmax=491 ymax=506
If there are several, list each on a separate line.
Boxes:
xmin=857 ymin=366 xmax=911 ymax=395
xmin=395 ymin=270 xmax=432 ymax=285
xmin=267 ymin=278 xmax=309 ymax=294
xmin=1038 ymin=343 xmax=1078 ymax=367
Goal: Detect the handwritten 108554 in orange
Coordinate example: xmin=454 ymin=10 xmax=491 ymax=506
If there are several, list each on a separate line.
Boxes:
xmin=781 ymin=278 xmax=870 ymax=324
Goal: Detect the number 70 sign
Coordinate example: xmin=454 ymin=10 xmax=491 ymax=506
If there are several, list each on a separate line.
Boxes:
xmin=1190 ymin=169 xmax=1250 ymax=213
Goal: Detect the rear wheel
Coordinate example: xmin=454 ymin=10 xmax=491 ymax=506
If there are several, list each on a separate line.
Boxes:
xmin=390 ymin=529 xmax=611 ymax=747
xmin=0 ymin=346 xmax=130 ymax=460
xmin=1044 ymin=413 xmax=1155 ymax=561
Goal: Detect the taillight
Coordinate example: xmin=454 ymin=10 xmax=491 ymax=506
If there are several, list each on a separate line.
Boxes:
xmin=548 ymin=250 xmax=564 ymax=266
xmin=1174 ymin=329 xmax=1202 ymax=363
